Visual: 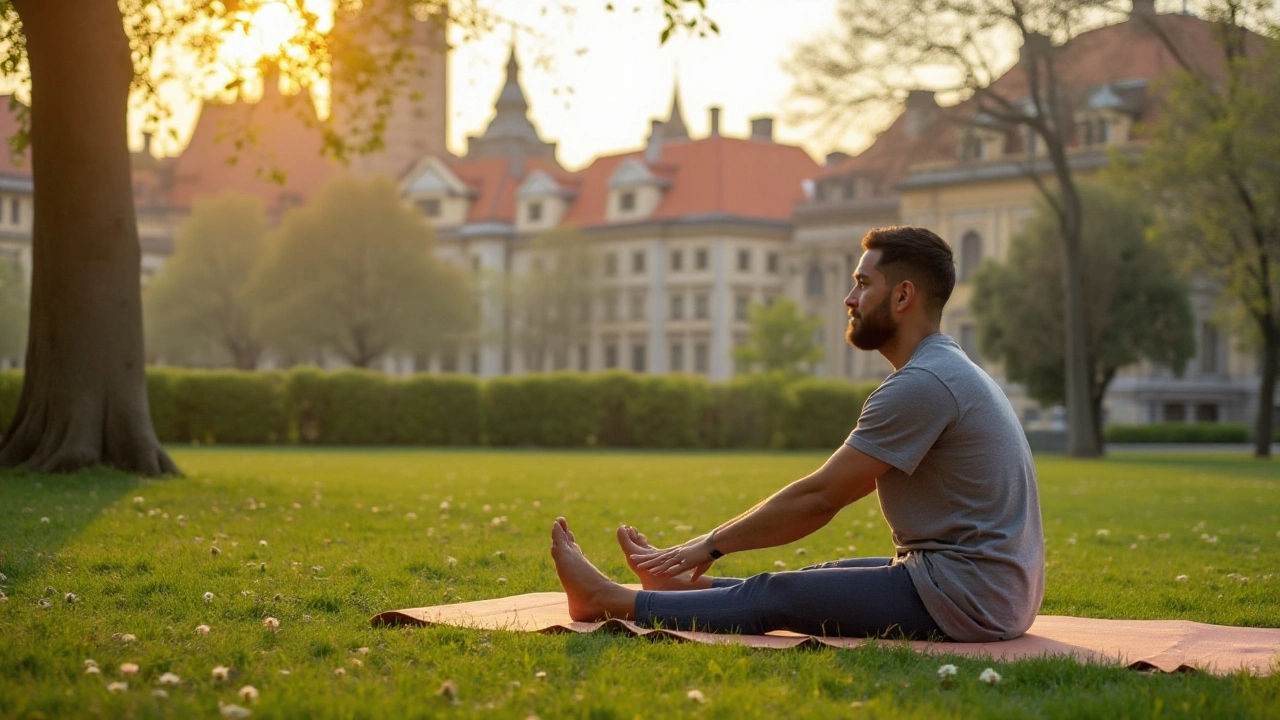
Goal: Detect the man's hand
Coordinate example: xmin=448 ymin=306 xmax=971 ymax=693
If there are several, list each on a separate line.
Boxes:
xmin=629 ymin=533 xmax=716 ymax=581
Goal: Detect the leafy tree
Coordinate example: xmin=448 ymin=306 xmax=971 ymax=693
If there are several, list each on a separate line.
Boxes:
xmin=0 ymin=254 xmax=27 ymax=362
xmin=733 ymin=298 xmax=824 ymax=377
xmin=971 ymin=180 xmax=1194 ymax=450
xmin=787 ymin=0 xmax=1142 ymax=457
xmin=513 ymin=228 xmax=597 ymax=372
xmin=144 ymin=194 xmax=268 ymax=370
xmin=250 ymin=175 xmax=475 ymax=369
xmin=0 ymin=0 xmax=716 ymax=475
xmin=1117 ymin=1 xmax=1280 ymax=457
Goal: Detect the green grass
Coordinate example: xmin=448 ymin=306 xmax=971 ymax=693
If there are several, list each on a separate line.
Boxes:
xmin=1 ymin=449 xmax=1278 ymax=719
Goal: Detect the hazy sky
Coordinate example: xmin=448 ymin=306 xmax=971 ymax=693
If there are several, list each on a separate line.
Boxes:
xmin=131 ymin=0 xmax=877 ymax=170
xmin=447 ymin=0 xmax=863 ymax=168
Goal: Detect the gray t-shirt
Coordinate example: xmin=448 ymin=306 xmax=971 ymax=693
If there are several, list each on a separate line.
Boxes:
xmin=845 ymin=333 xmax=1044 ymax=642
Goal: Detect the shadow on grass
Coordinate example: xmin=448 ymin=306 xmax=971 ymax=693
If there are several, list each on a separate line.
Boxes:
xmin=0 ymin=467 xmax=143 ymax=595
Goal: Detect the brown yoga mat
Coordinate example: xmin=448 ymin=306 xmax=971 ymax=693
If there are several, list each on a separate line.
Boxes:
xmin=372 ymin=591 xmax=1280 ymax=676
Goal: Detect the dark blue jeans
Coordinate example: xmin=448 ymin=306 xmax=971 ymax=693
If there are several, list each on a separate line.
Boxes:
xmin=634 ymin=557 xmax=945 ymax=638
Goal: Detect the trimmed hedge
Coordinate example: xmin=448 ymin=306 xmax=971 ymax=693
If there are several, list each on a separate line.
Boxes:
xmin=1104 ymin=423 xmax=1250 ymax=444
xmin=0 ymin=367 xmax=1269 ymax=448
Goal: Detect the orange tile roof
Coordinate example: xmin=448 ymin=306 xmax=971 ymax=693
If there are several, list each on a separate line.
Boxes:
xmin=167 ymin=85 xmax=339 ymax=215
xmin=445 ymin=156 xmax=572 ymax=224
xmin=562 ymin=136 xmax=819 ymax=227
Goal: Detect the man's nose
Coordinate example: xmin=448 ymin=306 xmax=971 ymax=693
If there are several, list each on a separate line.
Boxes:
xmin=844 ymin=289 xmax=858 ymax=307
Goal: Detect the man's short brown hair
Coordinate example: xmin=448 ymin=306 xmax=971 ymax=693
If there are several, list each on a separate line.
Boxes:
xmin=861 ymin=226 xmax=956 ymax=318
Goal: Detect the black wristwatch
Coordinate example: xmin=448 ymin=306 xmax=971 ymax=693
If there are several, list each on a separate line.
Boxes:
xmin=707 ymin=530 xmax=724 ymax=559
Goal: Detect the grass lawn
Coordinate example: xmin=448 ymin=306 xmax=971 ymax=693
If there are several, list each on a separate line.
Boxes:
xmin=1 ymin=448 xmax=1278 ymax=719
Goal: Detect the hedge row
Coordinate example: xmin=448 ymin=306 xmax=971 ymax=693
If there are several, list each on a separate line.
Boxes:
xmin=1103 ymin=423 xmax=1259 ymax=444
xmin=0 ymin=369 xmax=876 ymax=449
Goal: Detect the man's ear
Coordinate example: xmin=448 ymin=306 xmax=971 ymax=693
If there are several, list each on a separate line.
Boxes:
xmin=893 ymin=280 xmax=916 ymax=313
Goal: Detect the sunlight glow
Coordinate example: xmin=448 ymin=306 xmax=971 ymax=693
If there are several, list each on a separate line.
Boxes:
xmin=221 ymin=2 xmax=305 ymax=68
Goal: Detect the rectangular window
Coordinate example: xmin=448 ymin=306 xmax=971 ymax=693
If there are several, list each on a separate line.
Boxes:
xmin=578 ymin=344 xmax=589 ymax=371
xmin=527 ymin=201 xmax=543 ymax=222
xmin=670 ymin=250 xmax=683 ymax=271
xmin=604 ymin=293 xmax=618 ymax=322
xmin=694 ymin=293 xmax=710 ymax=320
xmin=694 ymin=342 xmax=710 ymax=373
xmin=670 ymin=342 xmax=684 ymax=371
xmin=631 ymin=344 xmax=646 ymax=373
xmin=1195 ymin=403 xmax=1219 ymax=423
xmin=629 ymin=291 xmax=646 ymax=321
xmin=734 ymin=294 xmax=750 ymax=321
xmin=441 ymin=349 xmax=458 ymax=373
xmin=695 ymin=248 xmax=709 ymax=270
xmin=604 ymin=344 xmax=618 ymax=369
xmin=1163 ymin=403 xmax=1187 ymax=423
xmin=418 ymin=197 xmax=441 ymax=218
xmin=620 ymin=191 xmax=636 ymax=212
xmin=767 ymin=252 xmax=779 ymax=273
xmin=737 ymin=249 xmax=751 ymax=271
xmin=670 ymin=293 xmax=684 ymax=320
xmin=633 ymin=250 xmax=646 ymax=274
xmin=604 ymin=252 xmax=618 ymax=277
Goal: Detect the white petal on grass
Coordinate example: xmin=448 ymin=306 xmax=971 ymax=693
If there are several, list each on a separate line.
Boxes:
xmin=204 ymin=592 xmax=214 ymax=603
xmin=238 ymin=685 xmax=259 ymax=703
xmin=263 ymin=617 xmax=280 ymax=631
xmin=219 ymin=702 xmax=252 ymax=719
xmin=937 ymin=664 xmax=958 ymax=679
xmin=151 ymin=689 xmax=169 ymax=698
xmin=158 ymin=672 xmax=181 ymax=686
xmin=85 ymin=666 xmax=101 ymax=675
xmin=212 ymin=665 xmax=230 ymax=682
xmin=120 ymin=663 xmax=139 ymax=676
xmin=978 ymin=668 xmax=1002 ymax=685
xmin=196 ymin=624 xmax=211 ymax=635
xmin=1176 ymin=574 xmax=1189 ymax=582
xmin=687 ymin=689 xmax=706 ymax=703
xmin=107 ymin=681 xmax=128 ymax=693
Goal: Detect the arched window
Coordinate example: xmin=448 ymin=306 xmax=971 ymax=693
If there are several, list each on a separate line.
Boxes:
xmin=806 ymin=263 xmax=825 ymax=297
xmin=960 ymin=231 xmax=983 ymax=282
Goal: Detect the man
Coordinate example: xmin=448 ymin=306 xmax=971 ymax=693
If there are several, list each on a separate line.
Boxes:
xmin=550 ymin=226 xmax=1044 ymax=642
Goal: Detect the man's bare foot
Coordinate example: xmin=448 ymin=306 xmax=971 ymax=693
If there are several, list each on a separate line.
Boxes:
xmin=616 ymin=525 xmax=714 ymax=591
xmin=551 ymin=518 xmax=637 ymax=622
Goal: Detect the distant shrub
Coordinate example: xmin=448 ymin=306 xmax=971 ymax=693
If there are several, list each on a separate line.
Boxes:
xmin=0 ymin=369 xmax=23 ymax=431
xmin=781 ymin=379 xmax=877 ymax=449
xmin=1104 ymin=423 xmax=1249 ymax=444
xmin=145 ymin=368 xmax=183 ymax=443
xmin=286 ymin=368 xmax=395 ymax=444
xmin=484 ymin=373 xmax=603 ymax=446
xmin=701 ymin=374 xmax=792 ymax=449
xmin=172 ymin=371 xmax=285 ymax=444
xmin=392 ymin=375 xmax=482 ymax=446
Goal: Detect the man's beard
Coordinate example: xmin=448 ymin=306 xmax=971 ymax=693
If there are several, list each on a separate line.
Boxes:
xmin=845 ymin=296 xmax=897 ymax=351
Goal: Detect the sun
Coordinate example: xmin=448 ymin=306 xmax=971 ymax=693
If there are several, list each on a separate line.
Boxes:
xmin=221 ymin=1 xmax=305 ymax=67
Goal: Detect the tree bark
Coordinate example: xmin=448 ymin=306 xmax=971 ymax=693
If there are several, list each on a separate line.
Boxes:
xmin=0 ymin=0 xmax=178 ymax=475
xmin=1253 ymin=321 xmax=1277 ymax=459
xmin=1042 ymin=142 xmax=1102 ymax=458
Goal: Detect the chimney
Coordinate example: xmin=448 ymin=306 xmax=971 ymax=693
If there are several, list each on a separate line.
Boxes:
xmin=750 ymin=116 xmax=774 ymax=141
xmin=645 ymin=119 xmax=664 ymax=164
xmin=904 ymin=90 xmax=937 ymax=139
xmin=824 ymin=151 xmax=850 ymax=166
xmin=708 ymin=106 xmax=721 ymax=137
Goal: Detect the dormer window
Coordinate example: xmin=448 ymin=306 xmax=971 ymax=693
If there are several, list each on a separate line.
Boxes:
xmin=620 ymin=191 xmax=636 ymax=212
xmin=418 ymin=198 xmax=441 ymax=218
xmin=607 ymin=158 xmax=669 ymax=222
xmin=527 ymin=201 xmax=543 ymax=222
xmin=962 ymin=135 xmax=985 ymax=160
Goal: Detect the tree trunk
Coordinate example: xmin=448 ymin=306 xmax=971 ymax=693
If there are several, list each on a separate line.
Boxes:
xmin=1054 ymin=161 xmax=1103 ymax=458
xmin=0 ymin=0 xmax=177 ymax=475
xmin=1253 ymin=322 xmax=1277 ymax=459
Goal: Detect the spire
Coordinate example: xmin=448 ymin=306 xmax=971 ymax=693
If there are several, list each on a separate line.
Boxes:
xmin=664 ymin=78 xmax=690 ymax=142
xmin=465 ymin=40 xmax=558 ymax=163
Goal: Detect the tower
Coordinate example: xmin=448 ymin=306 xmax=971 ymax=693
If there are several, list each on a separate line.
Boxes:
xmin=329 ymin=0 xmax=449 ymax=179
xmin=464 ymin=45 xmax=557 ymax=163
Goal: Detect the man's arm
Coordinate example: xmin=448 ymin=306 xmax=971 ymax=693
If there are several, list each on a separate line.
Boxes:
xmin=633 ymin=444 xmax=889 ymax=578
